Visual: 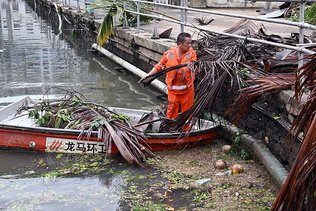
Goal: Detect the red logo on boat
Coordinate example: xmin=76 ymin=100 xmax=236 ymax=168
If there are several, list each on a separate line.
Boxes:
xmin=49 ymin=140 xmax=63 ymax=150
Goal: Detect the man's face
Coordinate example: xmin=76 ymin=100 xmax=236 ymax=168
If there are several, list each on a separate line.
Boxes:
xmin=178 ymin=37 xmax=192 ymax=52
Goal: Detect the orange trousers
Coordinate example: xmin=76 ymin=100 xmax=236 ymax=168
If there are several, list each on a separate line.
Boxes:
xmin=167 ymin=88 xmax=194 ymax=119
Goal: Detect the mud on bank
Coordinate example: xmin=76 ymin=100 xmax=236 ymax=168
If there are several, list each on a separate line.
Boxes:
xmin=150 ymin=139 xmax=277 ymax=210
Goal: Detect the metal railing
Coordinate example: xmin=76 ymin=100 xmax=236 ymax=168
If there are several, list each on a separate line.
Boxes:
xmin=131 ymin=0 xmax=316 ymax=30
xmin=125 ymin=0 xmax=315 ymax=58
xmin=51 ymin=0 xmax=93 ymax=14
xmin=49 ymin=0 xmax=315 ymax=58
xmin=122 ymin=0 xmax=316 ymax=68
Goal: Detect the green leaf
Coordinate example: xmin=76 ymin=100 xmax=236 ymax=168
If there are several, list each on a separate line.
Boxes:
xmin=36 ymin=117 xmax=46 ymax=126
xmin=90 ymin=162 xmax=99 ymax=167
xmin=43 ymin=171 xmax=60 ymax=178
xmin=38 ymin=158 xmax=47 ymax=166
xmin=97 ymin=4 xmax=117 ymax=46
xmin=56 ymin=154 xmax=63 ymax=159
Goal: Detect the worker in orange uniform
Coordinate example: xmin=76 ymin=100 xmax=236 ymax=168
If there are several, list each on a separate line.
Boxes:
xmin=140 ymin=32 xmax=197 ymax=119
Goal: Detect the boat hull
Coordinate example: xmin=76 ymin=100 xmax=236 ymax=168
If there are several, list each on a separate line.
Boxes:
xmin=0 ymin=125 xmax=219 ymax=154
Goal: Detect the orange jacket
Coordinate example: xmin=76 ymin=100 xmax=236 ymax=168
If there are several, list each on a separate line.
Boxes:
xmin=154 ymin=47 xmax=197 ymax=94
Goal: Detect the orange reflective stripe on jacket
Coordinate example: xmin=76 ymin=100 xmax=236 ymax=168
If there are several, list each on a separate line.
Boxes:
xmin=154 ymin=47 xmax=197 ymax=94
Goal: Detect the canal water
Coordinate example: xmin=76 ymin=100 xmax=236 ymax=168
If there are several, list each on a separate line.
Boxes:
xmin=0 ymin=0 xmax=174 ymax=210
xmin=0 ymin=0 xmax=161 ymax=108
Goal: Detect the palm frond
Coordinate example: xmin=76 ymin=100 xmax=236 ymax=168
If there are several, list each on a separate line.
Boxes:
xmin=228 ymin=74 xmax=295 ymax=122
xmin=17 ymin=90 xmax=154 ymax=166
xmin=272 ymin=113 xmax=316 ymax=211
xmin=224 ymin=19 xmax=264 ymax=36
xmin=95 ymin=0 xmax=154 ymax=46
xmin=288 ymin=54 xmax=316 ymax=143
xmin=138 ymin=63 xmax=192 ymax=86
xmin=295 ymin=54 xmax=316 ymax=99
xmin=194 ymin=16 xmax=214 ymax=25
xmin=160 ymin=71 xmax=228 ymax=132
xmin=271 ymin=49 xmax=316 ymax=211
xmin=97 ymin=4 xmax=118 ymax=46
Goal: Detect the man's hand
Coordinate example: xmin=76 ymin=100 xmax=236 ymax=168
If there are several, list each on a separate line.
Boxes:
xmin=138 ymin=75 xmax=148 ymax=84
xmin=187 ymin=62 xmax=197 ymax=73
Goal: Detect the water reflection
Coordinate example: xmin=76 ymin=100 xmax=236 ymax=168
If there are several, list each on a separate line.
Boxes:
xmin=0 ymin=150 xmax=131 ymax=210
xmin=0 ymin=0 xmax=162 ymax=109
xmin=0 ymin=151 xmax=168 ymax=210
xmin=0 ymin=176 xmax=122 ymax=210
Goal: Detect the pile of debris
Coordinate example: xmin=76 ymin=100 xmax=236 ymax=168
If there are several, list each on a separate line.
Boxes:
xmin=189 ymin=19 xmax=316 ymax=211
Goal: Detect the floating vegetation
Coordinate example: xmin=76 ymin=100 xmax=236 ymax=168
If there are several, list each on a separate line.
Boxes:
xmin=42 ymin=154 xmax=111 ymax=177
xmin=17 ymin=89 xmax=155 ymax=166
xmin=119 ymin=168 xmax=213 ymax=210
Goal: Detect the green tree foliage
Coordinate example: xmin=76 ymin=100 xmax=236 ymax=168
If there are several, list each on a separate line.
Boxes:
xmin=292 ymin=3 xmax=316 ymax=25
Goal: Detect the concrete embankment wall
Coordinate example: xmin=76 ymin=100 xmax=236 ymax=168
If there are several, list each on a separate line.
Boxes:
xmin=106 ymin=28 xmax=174 ymax=72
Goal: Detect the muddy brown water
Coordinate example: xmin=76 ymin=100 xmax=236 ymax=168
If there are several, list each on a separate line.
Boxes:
xmin=0 ymin=0 xmax=173 ymax=210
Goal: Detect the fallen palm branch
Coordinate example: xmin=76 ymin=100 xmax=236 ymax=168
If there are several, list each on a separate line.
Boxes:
xmin=190 ymin=18 xmax=316 ymax=210
xmin=140 ymin=20 xmax=313 ymax=135
xmin=17 ymin=90 xmax=155 ymax=166
xmin=160 ymin=71 xmax=228 ymax=132
xmin=138 ymin=63 xmax=193 ymax=86
xmin=224 ymin=19 xmax=264 ymax=36
xmin=194 ymin=16 xmax=214 ymax=25
xmin=290 ymin=54 xmax=316 ymax=144
xmin=295 ymin=54 xmax=316 ymax=97
xmin=271 ymin=56 xmax=316 ymax=210
xmin=229 ymin=74 xmax=296 ymax=122
xmin=150 ymin=22 xmax=267 ymax=131
xmin=271 ymin=105 xmax=316 ymax=211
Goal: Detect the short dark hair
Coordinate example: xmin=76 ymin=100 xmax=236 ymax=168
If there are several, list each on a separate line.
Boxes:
xmin=177 ymin=32 xmax=191 ymax=45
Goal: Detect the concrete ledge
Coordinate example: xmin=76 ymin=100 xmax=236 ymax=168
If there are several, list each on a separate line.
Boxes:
xmin=277 ymin=90 xmax=308 ymax=117
xmin=116 ymin=28 xmax=173 ymax=55
xmin=110 ymin=28 xmax=176 ymax=66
